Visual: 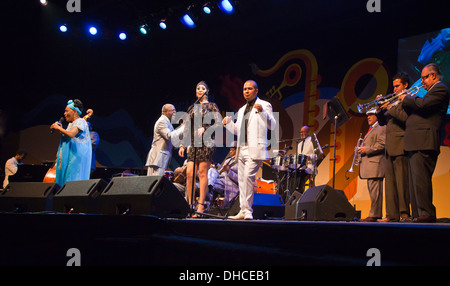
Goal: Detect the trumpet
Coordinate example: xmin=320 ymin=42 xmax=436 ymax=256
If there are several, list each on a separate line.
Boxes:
xmin=357 ymin=85 xmax=423 ymax=113
xmin=347 ymin=133 xmax=363 ymax=173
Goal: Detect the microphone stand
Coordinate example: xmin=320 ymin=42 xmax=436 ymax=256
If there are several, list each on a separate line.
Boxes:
xmin=332 ymin=115 xmax=339 ymax=189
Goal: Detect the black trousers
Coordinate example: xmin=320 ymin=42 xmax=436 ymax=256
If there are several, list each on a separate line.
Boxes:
xmin=384 ymin=154 xmax=410 ymax=220
xmin=289 ymin=169 xmax=309 ymax=194
xmin=407 ymin=150 xmax=438 ymax=218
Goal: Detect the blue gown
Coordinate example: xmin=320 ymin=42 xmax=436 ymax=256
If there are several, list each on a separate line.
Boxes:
xmin=55 ymin=118 xmax=92 ymax=187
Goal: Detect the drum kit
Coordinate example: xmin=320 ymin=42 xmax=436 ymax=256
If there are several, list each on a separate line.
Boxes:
xmin=268 ymin=146 xmax=312 ymax=201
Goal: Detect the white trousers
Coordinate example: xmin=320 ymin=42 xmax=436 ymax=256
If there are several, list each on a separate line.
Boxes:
xmin=237 ymin=146 xmax=263 ymax=215
xmin=147 ymin=166 xmax=165 ymax=176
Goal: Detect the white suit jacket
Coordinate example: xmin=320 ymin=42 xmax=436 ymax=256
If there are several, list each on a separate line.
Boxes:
xmin=145 ymin=115 xmax=183 ymax=169
xmin=226 ymin=97 xmax=277 ymax=160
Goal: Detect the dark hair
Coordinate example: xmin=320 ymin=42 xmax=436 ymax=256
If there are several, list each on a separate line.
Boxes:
xmin=392 ymin=72 xmax=410 ymax=87
xmin=16 ymin=150 xmax=27 ymax=157
xmin=72 ymin=99 xmax=84 ymax=114
xmin=425 ymin=63 xmax=442 ymax=77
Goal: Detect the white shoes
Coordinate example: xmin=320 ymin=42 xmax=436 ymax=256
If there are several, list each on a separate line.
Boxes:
xmin=229 ymin=212 xmax=253 ymax=220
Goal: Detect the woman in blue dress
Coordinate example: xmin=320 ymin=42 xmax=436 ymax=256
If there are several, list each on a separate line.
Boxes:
xmin=50 ymin=99 xmax=92 ymax=187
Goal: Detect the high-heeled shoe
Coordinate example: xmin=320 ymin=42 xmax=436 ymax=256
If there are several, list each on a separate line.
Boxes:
xmin=192 ymin=202 xmax=207 ymax=218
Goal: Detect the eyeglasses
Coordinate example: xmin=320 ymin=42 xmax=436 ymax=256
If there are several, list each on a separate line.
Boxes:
xmin=421 ymin=73 xmax=434 ymax=80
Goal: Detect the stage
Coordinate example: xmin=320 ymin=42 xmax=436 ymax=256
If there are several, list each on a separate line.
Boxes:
xmin=1 ymin=212 xmax=450 ymax=267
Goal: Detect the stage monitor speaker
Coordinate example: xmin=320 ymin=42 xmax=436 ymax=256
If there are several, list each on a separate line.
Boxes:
xmin=53 ymin=179 xmax=108 ymax=214
xmin=228 ymin=193 xmax=284 ymax=219
xmin=296 ymin=185 xmax=356 ymax=221
xmin=99 ymin=176 xmax=189 ymax=218
xmin=284 ymin=191 xmax=303 ymax=220
xmin=0 ymin=182 xmax=59 ymax=212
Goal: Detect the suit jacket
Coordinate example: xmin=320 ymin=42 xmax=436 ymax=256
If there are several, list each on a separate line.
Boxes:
xmin=226 ymin=97 xmax=277 ymax=160
xmin=359 ymin=122 xmax=386 ymax=179
xmin=402 ymin=82 xmax=450 ymax=153
xmin=376 ymin=103 xmax=408 ymax=157
xmin=145 ymin=115 xmax=183 ymax=169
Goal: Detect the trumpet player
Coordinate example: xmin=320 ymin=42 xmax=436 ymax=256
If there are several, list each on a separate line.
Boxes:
xmin=375 ymin=72 xmax=411 ymax=222
xmin=358 ymin=108 xmax=386 ymax=222
xmin=397 ymin=63 xmax=450 ymax=223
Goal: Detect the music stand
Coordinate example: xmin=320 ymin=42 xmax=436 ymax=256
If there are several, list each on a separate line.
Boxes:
xmin=324 ymin=97 xmax=350 ymax=189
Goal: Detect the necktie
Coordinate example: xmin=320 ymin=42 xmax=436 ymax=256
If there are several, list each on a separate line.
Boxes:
xmin=364 ymin=127 xmax=372 ymax=140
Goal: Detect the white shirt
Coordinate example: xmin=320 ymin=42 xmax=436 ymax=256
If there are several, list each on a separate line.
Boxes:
xmin=3 ymin=157 xmax=19 ymax=188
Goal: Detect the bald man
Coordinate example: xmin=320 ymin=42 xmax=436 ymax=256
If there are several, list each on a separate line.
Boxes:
xmin=146 ymin=104 xmax=184 ymax=176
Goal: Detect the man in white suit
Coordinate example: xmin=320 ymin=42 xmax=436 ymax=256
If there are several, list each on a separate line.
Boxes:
xmin=146 ymin=104 xmax=183 ymax=176
xmin=223 ymin=80 xmax=277 ymax=220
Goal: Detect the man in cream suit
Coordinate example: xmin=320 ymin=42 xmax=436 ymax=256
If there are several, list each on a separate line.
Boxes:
xmin=223 ymin=80 xmax=277 ymax=220
xmin=358 ymin=108 xmax=386 ymax=222
xmin=146 ymin=104 xmax=183 ymax=176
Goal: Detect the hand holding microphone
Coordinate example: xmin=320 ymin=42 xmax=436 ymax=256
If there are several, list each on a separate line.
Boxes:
xmin=50 ymin=117 xmax=65 ymax=133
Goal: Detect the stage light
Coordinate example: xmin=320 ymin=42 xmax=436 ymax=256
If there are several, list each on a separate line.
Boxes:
xmin=89 ymin=26 xmax=98 ymax=35
xmin=59 ymin=24 xmax=68 ymax=32
xmin=119 ymin=32 xmax=127 ymax=40
xmin=159 ymin=20 xmax=167 ymax=30
xmin=218 ymin=0 xmax=234 ymax=14
xmin=203 ymin=3 xmax=212 ymax=14
xmin=181 ymin=14 xmax=196 ymax=28
xmin=40 ymin=0 xmax=48 ymax=6
xmin=139 ymin=24 xmax=149 ymax=35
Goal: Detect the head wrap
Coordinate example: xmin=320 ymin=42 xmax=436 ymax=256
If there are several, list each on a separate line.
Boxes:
xmin=67 ymin=100 xmax=82 ymax=115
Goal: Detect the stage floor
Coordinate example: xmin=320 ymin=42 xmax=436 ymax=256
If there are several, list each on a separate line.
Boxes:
xmin=1 ymin=212 xmax=449 ymax=267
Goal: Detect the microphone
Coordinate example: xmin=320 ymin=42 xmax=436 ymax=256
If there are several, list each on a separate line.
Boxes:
xmin=322 ymin=144 xmax=329 ymax=150
xmin=51 ymin=117 xmax=65 ymax=134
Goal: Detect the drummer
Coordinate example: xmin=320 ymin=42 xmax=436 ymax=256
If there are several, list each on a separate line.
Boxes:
xmin=289 ymin=126 xmax=318 ymax=193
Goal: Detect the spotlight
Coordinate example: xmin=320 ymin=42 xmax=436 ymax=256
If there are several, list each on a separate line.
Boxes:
xmin=89 ymin=26 xmax=98 ymax=36
xmin=159 ymin=20 xmax=167 ymax=30
xmin=218 ymin=0 xmax=234 ymax=14
xmin=181 ymin=14 xmax=196 ymax=28
xmin=40 ymin=0 xmax=48 ymax=6
xmin=139 ymin=24 xmax=149 ymax=35
xmin=203 ymin=3 xmax=212 ymax=14
xmin=59 ymin=24 xmax=68 ymax=32
xmin=119 ymin=32 xmax=127 ymax=40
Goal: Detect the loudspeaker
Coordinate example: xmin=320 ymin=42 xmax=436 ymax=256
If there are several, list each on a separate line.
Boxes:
xmin=0 ymin=182 xmax=60 ymax=212
xmin=295 ymin=185 xmax=357 ymax=221
xmin=228 ymin=193 xmax=285 ymax=219
xmin=53 ymin=179 xmax=108 ymax=214
xmin=99 ymin=176 xmax=190 ymax=218
xmin=284 ymin=191 xmax=303 ymax=220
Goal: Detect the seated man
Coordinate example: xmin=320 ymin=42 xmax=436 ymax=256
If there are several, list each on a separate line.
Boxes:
xmin=207 ymin=143 xmax=239 ymax=208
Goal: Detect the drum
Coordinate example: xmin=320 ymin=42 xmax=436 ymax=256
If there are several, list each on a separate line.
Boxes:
xmin=164 ymin=171 xmax=174 ymax=181
xmin=254 ymin=179 xmax=277 ymax=195
xmin=271 ymin=155 xmax=287 ymax=171
xmin=288 ymin=154 xmax=307 ymax=169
